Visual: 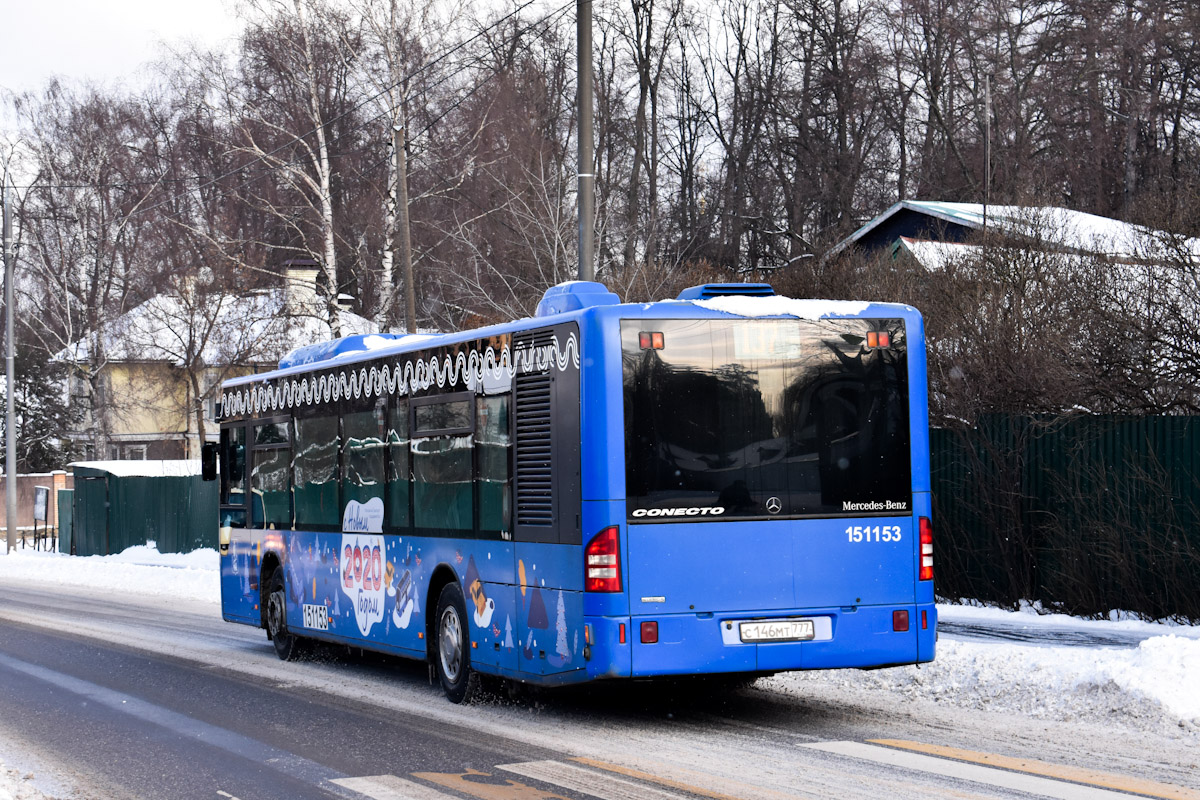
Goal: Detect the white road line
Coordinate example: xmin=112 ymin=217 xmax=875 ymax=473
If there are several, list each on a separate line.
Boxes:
xmin=330 ymin=775 xmax=461 ymax=800
xmin=497 ymin=760 xmax=693 ymax=800
xmin=801 ymin=741 xmax=1141 ymax=800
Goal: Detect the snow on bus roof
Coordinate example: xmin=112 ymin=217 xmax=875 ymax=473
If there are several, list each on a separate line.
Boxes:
xmin=68 ymin=460 xmax=202 ymax=478
xmin=693 ymin=295 xmax=876 ymax=319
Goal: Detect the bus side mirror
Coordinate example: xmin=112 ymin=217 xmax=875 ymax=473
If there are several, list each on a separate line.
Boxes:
xmin=201 ymin=442 xmax=219 ymax=481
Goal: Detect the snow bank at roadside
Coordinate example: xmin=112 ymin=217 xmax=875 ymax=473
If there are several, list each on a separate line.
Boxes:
xmin=0 ymin=764 xmax=54 ymax=800
xmin=939 ymin=601 xmax=1200 ymax=638
xmin=0 ymin=543 xmax=219 ymax=604
xmin=766 ymin=635 xmax=1200 ymax=733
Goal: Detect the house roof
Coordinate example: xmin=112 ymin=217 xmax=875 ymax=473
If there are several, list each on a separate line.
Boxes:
xmin=831 ymin=200 xmax=1200 ymax=261
xmin=894 ymin=236 xmax=1108 ymax=272
xmin=54 ymin=288 xmax=378 ymax=368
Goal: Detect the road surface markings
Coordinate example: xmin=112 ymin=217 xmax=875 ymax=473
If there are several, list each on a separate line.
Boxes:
xmin=803 ymin=740 xmax=1186 ymax=800
xmin=331 ymin=775 xmax=462 ymax=800
xmin=498 ymin=759 xmax=694 ymax=800
xmin=0 ymin=651 xmax=350 ymax=791
xmin=411 ymin=768 xmax=573 ymax=800
xmin=868 ymin=740 xmax=1200 ymax=800
xmin=569 ymin=756 xmax=813 ymax=800
xmin=338 ymin=760 xmax=817 ymax=800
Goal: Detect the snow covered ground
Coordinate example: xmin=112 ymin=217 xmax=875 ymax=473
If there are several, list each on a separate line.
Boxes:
xmin=0 ymin=543 xmax=1197 ymax=798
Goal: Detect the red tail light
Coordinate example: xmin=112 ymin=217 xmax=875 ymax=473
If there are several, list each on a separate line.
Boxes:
xmin=585 ymin=526 xmax=622 ymax=592
xmin=919 ymin=516 xmax=934 ymax=581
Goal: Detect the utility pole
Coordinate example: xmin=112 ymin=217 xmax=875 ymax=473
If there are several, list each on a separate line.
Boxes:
xmin=395 ymin=125 xmax=417 ymax=334
xmin=4 ymin=176 xmax=16 ymax=555
xmin=577 ymin=0 xmax=595 ymax=282
xmin=983 ymin=74 xmax=991 ymax=243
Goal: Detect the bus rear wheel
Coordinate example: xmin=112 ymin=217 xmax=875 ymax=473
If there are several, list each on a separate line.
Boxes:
xmin=434 ymin=582 xmax=478 ymax=704
xmin=266 ymin=565 xmax=310 ymax=661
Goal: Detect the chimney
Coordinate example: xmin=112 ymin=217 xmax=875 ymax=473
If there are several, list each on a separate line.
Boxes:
xmin=283 ymin=259 xmax=322 ymax=317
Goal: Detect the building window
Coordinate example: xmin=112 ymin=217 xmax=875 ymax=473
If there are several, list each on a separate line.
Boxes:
xmin=124 ymin=445 xmax=147 ymax=461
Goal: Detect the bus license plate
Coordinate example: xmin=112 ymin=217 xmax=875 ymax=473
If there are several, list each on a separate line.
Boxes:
xmin=739 ymin=619 xmax=815 ymax=643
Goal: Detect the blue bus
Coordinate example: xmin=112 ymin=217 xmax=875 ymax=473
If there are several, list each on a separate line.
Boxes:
xmin=211 ymin=281 xmax=935 ymax=702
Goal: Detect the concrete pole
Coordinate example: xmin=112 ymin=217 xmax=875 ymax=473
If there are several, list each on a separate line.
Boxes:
xmin=4 ymin=178 xmax=16 ymax=554
xmin=577 ymin=0 xmax=595 ymax=282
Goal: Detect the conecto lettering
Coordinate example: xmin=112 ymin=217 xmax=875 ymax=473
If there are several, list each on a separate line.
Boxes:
xmin=632 ymin=506 xmax=725 ymax=518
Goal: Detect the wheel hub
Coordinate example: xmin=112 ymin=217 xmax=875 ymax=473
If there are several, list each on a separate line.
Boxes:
xmin=439 ymin=606 xmax=462 ymax=682
xmin=268 ymin=591 xmax=285 ymax=637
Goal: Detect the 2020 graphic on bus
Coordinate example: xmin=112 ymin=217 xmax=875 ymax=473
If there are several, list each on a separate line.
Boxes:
xmin=208 ymin=280 xmax=936 ymax=703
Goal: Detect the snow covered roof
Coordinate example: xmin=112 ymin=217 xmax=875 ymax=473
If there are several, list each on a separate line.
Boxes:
xmin=894 ymin=236 xmax=1173 ymax=313
xmin=54 ymin=288 xmax=378 ymax=367
xmin=69 ymin=459 xmax=202 ymax=477
xmin=831 ymin=200 xmax=1200 ymax=261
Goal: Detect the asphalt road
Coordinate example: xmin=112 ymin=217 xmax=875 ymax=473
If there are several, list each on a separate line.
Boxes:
xmin=0 ymin=583 xmax=1196 ymax=800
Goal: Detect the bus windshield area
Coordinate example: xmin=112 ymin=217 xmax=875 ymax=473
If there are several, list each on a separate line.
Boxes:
xmin=622 ymin=318 xmax=911 ymax=521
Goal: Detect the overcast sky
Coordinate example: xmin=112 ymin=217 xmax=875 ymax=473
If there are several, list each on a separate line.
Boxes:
xmin=0 ymin=0 xmax=243 ymax=94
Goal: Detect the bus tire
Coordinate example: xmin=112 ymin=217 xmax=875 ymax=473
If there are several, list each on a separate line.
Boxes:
xmin=266 ymin=565 xmax=310 ymax=662
xmin=434 ymin=582 xmax=478 ymax=704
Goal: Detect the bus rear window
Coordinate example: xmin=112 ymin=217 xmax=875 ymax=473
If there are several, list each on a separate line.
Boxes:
xmin=622 ymin=318 xmax=911 ymax=520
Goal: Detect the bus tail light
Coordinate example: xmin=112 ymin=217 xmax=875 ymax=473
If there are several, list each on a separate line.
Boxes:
xmin=919 ymin=517 xmax=934 ymax=581
xmin=893 ymin=610 xmax=909 ymax=632
xmin=585 ymin=526 xmax=622 ymax=592
xmin=640 ymin=621 xmax=659 ymax=643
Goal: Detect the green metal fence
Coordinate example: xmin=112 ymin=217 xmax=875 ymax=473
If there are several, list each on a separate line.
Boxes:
xmin=931 ymin=415 xmax=1200 ymax=621
xmin=70 ymin=464 xmax=218 ymax=556
xmin=57 ymin=489 xmax=73 ymax=554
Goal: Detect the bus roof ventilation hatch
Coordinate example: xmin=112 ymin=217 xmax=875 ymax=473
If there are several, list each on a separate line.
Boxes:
xmin=536 ymin=281 xmax=621 ymax=317
xmin=676 ymin=283 xmax=775 ymax=301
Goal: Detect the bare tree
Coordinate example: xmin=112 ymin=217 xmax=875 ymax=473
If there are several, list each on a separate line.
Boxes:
xmin=12 ymin=85 xmax=162 ymax=455
xmin=197 ymin=0 xmax=365 ymax=336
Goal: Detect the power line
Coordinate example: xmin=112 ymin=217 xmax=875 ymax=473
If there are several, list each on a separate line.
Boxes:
xmin=9 ymin=0 xmax=569 ymax=207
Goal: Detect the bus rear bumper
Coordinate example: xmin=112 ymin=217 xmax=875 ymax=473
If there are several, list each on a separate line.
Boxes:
xmin=589 ymin=603 xmax=936 ymax=678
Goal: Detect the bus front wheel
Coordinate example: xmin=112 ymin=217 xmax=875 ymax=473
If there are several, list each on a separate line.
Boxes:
xmin=266 ymin=566 xmax=310 ymax=661
xmin=434 ymin=582 xmax=478 ymax=703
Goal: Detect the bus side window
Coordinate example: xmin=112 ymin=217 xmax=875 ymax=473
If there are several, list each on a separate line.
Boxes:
xmin=343 ymin=401 xmax=386 ymax=518
xmin=252 ymin=420 xmax=292 ymax=529
xmin=412 ymin=395 xmax=474 ymax=535
xmin=293 ymin=413 xmax=340 ymax=528
xmin=220 ymin=425 xmax=247 ymax=528
xmin=477 ymin=394 xmax=512 ymax=537
xmin=386 ymin=399 xmax=411 ymax=531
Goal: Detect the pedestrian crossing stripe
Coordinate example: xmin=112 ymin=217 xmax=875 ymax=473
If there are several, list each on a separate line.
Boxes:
xmin=866 ymin=740 xmax=1200 ymax=800
xmin=332 ymin=745 xmax=1200 ymax=800
xmin=498 ymin=760 xmax=692 ymax=800
xmin=802 ymin=741 xmax=1199 ymax=800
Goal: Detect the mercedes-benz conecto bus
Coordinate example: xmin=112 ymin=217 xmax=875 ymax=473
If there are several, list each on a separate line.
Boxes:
xmin=209 ymin=282 xmax=936 ymax=702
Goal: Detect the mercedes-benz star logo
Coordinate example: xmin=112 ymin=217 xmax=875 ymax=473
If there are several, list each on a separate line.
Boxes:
xmin=766 ymin=497 xmax=782 ymax=514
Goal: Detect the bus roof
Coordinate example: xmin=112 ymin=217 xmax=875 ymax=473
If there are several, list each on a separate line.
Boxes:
xmin=222 ymin=282 xmax=920 ymax=389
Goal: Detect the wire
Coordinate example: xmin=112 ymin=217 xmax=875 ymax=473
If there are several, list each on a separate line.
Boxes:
xmin=10 ymin=0 xmax=572 ymax=210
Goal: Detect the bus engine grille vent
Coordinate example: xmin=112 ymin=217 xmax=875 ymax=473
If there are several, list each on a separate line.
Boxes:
xmin=515 ymin=369 xmax=554 ymax=526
